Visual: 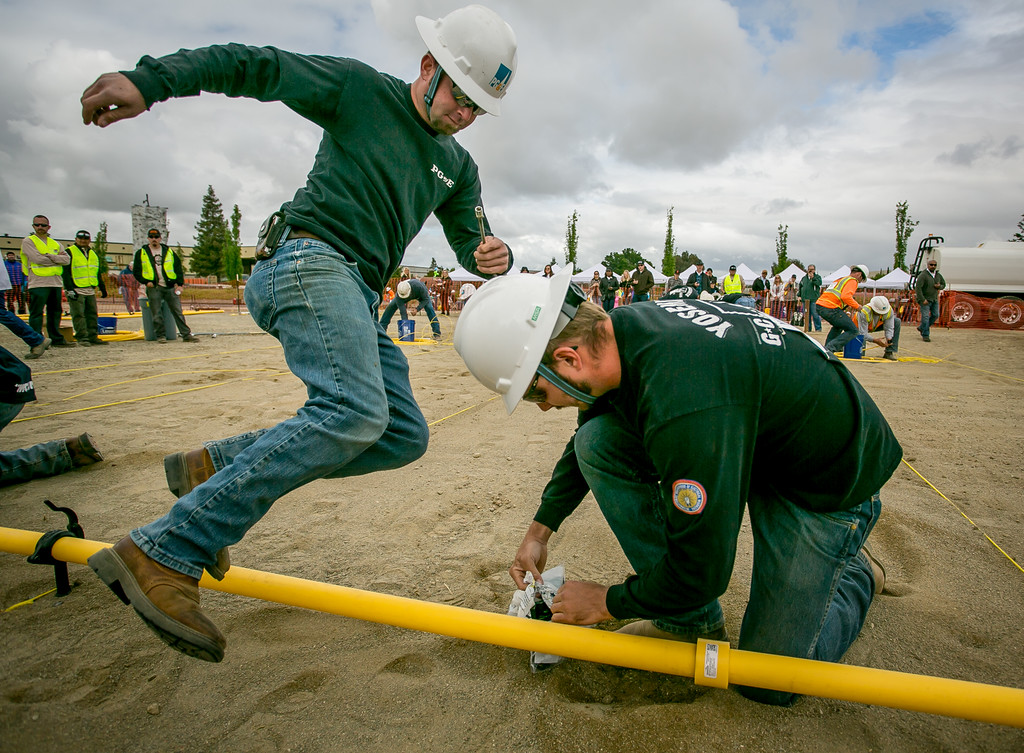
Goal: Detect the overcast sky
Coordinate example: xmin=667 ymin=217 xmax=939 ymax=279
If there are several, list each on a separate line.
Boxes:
xmin=1 ymin=0 xmax=1021 ymax=275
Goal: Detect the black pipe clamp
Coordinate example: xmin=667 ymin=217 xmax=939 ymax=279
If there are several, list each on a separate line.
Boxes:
xmin=26 ymin=500 xmax=85 ymax=597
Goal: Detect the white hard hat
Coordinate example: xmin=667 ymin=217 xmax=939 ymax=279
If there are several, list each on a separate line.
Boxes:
xmin=454 ymin=266 xmax=573 ymax=414
xmin=416 ymin=5 xmax=517 ymax=116
xmin=868 ymin=296 xmax=891 ymax=315
xmin=851 ymin=264 xmax=870 ymax=279
xmin=397 ymin=281 xmax=412 ymax=299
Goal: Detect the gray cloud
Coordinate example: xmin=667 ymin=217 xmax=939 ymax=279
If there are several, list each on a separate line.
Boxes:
xmin=0 ymin=0 xmax=1021 ymax=275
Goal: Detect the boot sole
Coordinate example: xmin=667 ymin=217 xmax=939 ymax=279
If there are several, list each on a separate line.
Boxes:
xmin=88 ymin=547 xmax=224 ymax=662
xmin=163 ymin=452 xmax=190 ymax=498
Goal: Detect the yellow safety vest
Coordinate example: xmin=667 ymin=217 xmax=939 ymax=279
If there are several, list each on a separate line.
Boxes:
xmin=69 ymin=246 xmax=100 ymax=288
xmin=23 ymin=235 xmax=63 ymax=277
xmin=723 ymin=274 xmax=743 ymax=294
xmin=138 ymin=246 xmax=178 ymax=283
xmin=863 ymin=308 xmax=892 ymax=332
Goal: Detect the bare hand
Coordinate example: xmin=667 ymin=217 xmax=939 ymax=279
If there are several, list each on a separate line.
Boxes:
xmin=509 ymin=521 xmax=551 ymax=589
xmin=550 ymin=580 xmax=612 ymax=625
xmin=474 ymin=236 xmax=510 ymax=276
xmin=81 ymin=73 xmax=147 ymax=127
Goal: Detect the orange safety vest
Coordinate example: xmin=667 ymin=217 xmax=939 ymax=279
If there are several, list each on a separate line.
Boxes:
xmin=817 ymin=276 xmax=859 ymax=310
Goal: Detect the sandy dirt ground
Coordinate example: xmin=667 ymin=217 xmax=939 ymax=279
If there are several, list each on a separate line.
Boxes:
xmin=2 ymin=308 xmax=1023 ymax=753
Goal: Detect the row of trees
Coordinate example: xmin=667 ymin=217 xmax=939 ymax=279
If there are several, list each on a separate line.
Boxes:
xmin=559 ymin=202 xmax=1012 ymax=279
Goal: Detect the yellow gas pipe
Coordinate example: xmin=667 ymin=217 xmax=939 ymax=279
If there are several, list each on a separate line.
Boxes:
xmin=3 ymin=526 xmax=1023 ymax=728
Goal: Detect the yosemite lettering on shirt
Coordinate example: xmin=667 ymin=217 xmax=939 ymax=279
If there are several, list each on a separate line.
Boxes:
xmin=654 ymin=298 xmax=824 ymax=352
xmin=430 ymin=164 xmax=454 ymax=188
xmin=654 ymin=300 xmax=733 ymax=339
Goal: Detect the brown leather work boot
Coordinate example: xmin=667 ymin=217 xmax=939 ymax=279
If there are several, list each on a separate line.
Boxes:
xmin=163 ymin=449 xmax=231 ymax=581
xmin=860 ymin=544 xmax=887 ymax=595
xmin=164 ymin=448 xmax=216 ymax=498
xmin=88 ymin=537 xmax=226 ymax=662
xmin=616 ymin=620 xmax=729 ymax=643
xmin=66 ymin=433 xmax=103 ymax=467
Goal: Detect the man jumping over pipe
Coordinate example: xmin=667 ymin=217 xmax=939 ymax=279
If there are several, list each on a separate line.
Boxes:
xmin=81 ymin=5 xmax=518 ymax=662
xmin=453 ymin=267 xmax=901 ymax=706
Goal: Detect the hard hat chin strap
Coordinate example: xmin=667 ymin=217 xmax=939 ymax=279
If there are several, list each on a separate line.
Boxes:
xmin=535 ymin=362 xmax=596 ymax=406
xmin=424 ymin=66 xmax=443 ymax=118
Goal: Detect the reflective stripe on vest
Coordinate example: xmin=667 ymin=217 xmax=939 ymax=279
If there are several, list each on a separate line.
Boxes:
xmin=723 ymin=274 xmax=743 ymax=294
xmin=25 ymin=235 xmax=63 ymax=277
xmin=69 ymin=246 xmax=100 ymax=287
xmin=819 ymin=276 xmax=855 ymax=309
xmin=138 ymin=247 xmax=177 ymax=283
xmin=865 ymin=308 xmax=892 ymax=331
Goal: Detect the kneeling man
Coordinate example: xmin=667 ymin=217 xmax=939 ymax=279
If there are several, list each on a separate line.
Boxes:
xmin=454 ymin=267 xmax=901 ymax=706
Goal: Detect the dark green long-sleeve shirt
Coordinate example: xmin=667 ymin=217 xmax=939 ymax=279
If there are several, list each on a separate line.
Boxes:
xmin=534 ymin=300 xmax=902 ymax=621
xmin=124 ymin=44 xmax=507 ymax=294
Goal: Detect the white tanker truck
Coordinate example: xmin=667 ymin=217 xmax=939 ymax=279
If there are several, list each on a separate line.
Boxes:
xmin=911 ymin=235 xmax=1024 ymax=328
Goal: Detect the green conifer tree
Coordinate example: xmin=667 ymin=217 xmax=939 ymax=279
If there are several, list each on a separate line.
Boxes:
xmin=192 ymin=185 xmax=228 ymax=277
xmin=565 ymin=210 xmax=580 ymax=273
xmin=661 ymin=207 xmax=677 ymax=276
xmin=222 ymin=204 xmax=244 ymax=285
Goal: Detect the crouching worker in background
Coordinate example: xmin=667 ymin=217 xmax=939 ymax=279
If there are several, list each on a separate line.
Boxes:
xmin=454 ymin=268 xmax=901 ymax=706
xmin=1 ymin=345 xmax=103 ymax=486
xmin=857 ymin=296 xmax=901 ymax=362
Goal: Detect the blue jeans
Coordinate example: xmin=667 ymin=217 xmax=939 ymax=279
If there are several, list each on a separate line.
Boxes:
xmin=574 ymin=413 xmax=879 ymax=706
xmin=820 ymin=307 xmax=859 ymax=352
xmin=379 ymin=296 xmax=441 ymax=337
xmin=132 ymin=239 xmax=429 ymax=579
xmin=919 ymin=299 xmax=939 ymax=338
xmin=802 ymin=299 xmax=821 ymax=331
xmin=0 ymin=304 xmax=44 ymax=347
xmin=871 ymin=317 xmax=901 ymax=355
xmin=0 ymin=402 xmax=75 ymax=485
xmin=633 ymin=293 xmax=650 ymax=303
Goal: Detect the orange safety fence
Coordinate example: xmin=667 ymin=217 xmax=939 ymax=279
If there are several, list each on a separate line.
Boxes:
xmin=755 ymin=290 xmax=1024 ymax=331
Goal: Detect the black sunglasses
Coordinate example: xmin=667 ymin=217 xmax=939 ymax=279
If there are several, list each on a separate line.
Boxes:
xmin=450 ymin=81 xmax=485 ymax=116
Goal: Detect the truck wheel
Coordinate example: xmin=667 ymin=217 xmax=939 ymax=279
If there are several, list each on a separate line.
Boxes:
xmin=949 ymin=298 xmax=980 ymax=326
xmin=990 ymin=296 xmax=1024 ymax=329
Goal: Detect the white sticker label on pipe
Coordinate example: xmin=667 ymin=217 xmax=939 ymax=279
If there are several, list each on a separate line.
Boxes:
xmin=704 ymin=642 xmax=719 ymax=679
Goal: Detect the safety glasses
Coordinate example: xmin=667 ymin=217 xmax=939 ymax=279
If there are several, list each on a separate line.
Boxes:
xmin=450 ymin=81 xmax=485 ymax=116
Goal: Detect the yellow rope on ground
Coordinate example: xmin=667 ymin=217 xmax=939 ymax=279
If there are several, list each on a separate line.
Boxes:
xmin=11 ymin=373 xmax=283 ymax=423
xmin=427 ymin=395 xmax=501 ymax=427
xmin=57 ymin=369 xmax=285 ymax=402
xmin=902 ymin=459 xmax=1024 ymax=574
xmin=3 ymin=588 xmax=57 ymax=612
xmin=28 ymin=345 xmax=283 ymax=376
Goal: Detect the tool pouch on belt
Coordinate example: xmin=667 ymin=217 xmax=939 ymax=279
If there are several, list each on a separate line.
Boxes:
xmin=255 ymin=211 xmax=287 ymax=260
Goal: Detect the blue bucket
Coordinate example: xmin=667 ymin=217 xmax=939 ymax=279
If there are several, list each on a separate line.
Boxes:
xmin=843 ymin=334 xmax=864 ymax=359
xmin=398 ymin=319 xmax=415 ymax=342
xmin=97 ymin=316 xmax=117 ymax=335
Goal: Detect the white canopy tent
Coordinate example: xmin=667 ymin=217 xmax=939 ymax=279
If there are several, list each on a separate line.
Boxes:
xmin=572 ymin=263 xmax=610 ymax=283
xmin=868 ymin=269 xmax=912 ymax=289
xmin=734 ymin=263 xmax=758 ymax=283
xmin=448 ymin=267 xmax=485 ymax=282
xmin=776 ymin=263 xmax=804 ymax=282
xmin=648 ymin=266 xmax=670 ymax=283
xmin=822 ymin=265 xmax=851 ymax=284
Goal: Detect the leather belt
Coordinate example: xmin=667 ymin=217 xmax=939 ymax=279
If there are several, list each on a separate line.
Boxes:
xmin=287 ymin=228 xmax=326 ymax=243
